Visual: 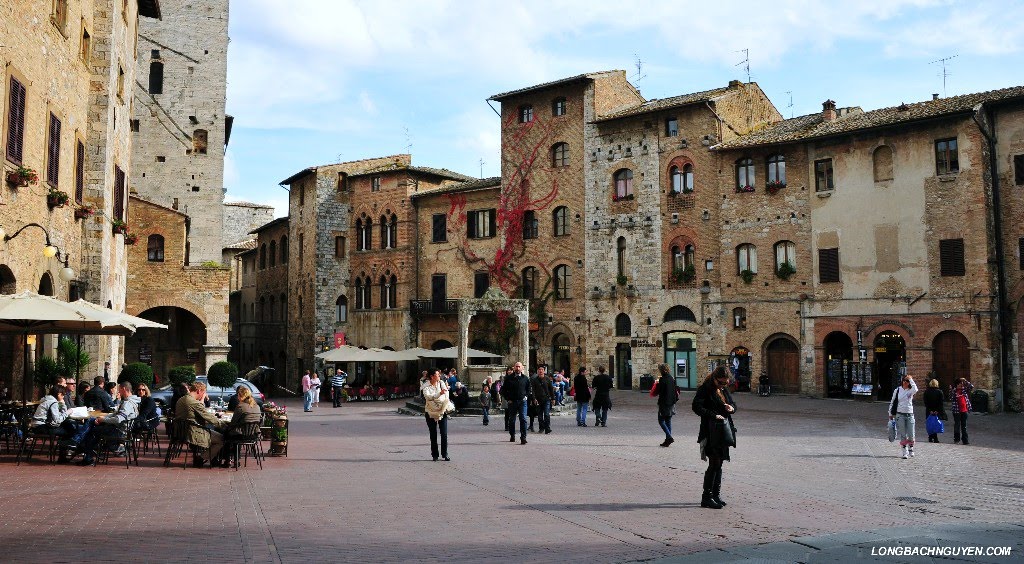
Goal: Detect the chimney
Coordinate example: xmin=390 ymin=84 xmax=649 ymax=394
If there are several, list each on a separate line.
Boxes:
xmin=932 ymin=93 xmax=939 ymax=100
xmin=822 ymin=99 xmax=837 ymax=121
xmin=728 ymin=79 xmax=742 ymax=89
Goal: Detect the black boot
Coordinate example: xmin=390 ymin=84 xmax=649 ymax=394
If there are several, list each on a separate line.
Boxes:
xmin=701 ymin=470 xmax=722 ymax=509
xmin=712 ymin=468 xmax=726 ymax=507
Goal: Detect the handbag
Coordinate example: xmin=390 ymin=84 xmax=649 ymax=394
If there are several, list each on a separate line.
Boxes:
xmin=889 ymin=393 xmax=899 ymax=416
xmin=887 ymin=419 xmax=897 ymax=442
xmin=711 ymin=418 xmax=736 ymax=447
xmin=568 ymin=386 xmax=575 ymax=397
xmin=926 ymin=414 xmax=944 ymax=435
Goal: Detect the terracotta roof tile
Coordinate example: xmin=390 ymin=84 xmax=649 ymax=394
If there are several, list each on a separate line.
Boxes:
xmin=593 ymin=85 xmax=735 ymax=122
xmin=410 ymin=177 xmax=501 ymax=199
xmin=488 ymin=71 xmax=623 ymax=101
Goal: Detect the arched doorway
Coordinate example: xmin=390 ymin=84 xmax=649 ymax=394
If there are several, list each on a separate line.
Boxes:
xmin=823 ymin=331 xmax=853 ymax=397
xmin=873 ymin=331 xmax=906 ymax=399
xmin=124 ymin=306 xmax=206 ymax=382
xmin=551 ymin=333 xmax=571 ymax=376
xmin=664 ymin=331 xmax=697 ymax=389
xmin=765 ymin=337 xmax=800 ymax=394
xmin=729 ymin=346 xmax=751 ymax=390
xmin=38 ymin=273 xmax=54 ymax=296
xmin=932 ymin=330 xmax=969 ymax=391
xmin=615 ymin=342 xmax=632 ymax=389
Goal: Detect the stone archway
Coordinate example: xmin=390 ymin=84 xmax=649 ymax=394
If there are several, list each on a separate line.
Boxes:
xmin=124 ymin=306 xmax=207 ymax=380
xmin=455 ymin=288 xmax=530 ymax=374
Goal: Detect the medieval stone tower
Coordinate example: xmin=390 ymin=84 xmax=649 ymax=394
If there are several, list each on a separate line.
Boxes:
xmin=130 ymin=0 xmax=230 ymax=265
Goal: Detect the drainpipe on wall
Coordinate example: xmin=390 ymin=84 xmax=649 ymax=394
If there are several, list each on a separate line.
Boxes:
xmin=972 ymin=103 xmax=1019 ymax=412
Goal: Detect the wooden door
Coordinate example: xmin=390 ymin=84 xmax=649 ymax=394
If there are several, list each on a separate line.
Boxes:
xmin=766 ymin=338 xmax=800 ymax=393
xmin=932 ymin=331 xmax=969 ymax=391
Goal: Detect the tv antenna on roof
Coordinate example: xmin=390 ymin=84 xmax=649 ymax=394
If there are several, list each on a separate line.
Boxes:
xmin=479 ymin=158 xmax=485 ymax=178
xmin=633 ymin=54 xmax=646 ymax=83
xmin=784 ymin=91 xmax=793 ymax=119
xmin=736 ymin=48 xmax=751 ymax=83
xmin=929 ymin=54 xmax=957 ymax=97
xmin=403 ymin=126 xmax=413 ymax=154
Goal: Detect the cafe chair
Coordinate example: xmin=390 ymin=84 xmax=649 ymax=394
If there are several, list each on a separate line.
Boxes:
xmin=16 ymin=422 xmax=60 ymax=465
xmin=132 ymin=416 xmax=163 ymax=457
xmin=164 ymin=418 xmax=206 ymax=468
xmin=229 ymin=421 xmax=264 ymax=470
xmin=97 ymin=418 xmax=137 ymax=468
xmin=0 ymin=406 xmax=21 ymax=454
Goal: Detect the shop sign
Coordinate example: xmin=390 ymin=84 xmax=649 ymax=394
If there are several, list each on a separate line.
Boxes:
xmin=334 ymin=332 xmax=346 ymax=348
xmin=528 ymin=322 xmax=540 ymax=332
xmin=630 ymin=339 xmax=661 ymax=348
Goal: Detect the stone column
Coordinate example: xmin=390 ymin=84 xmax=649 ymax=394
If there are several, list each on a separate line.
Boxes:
xmin=202 ymin=344 xmax=231 ymax=373
xmin=516 ymin=310 xmax=530 ymax=367
xmin=457 ymin=308 xmax=474 ymax=376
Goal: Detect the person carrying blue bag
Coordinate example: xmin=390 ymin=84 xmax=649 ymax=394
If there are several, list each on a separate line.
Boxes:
xmin=923 ymin=378 xmax=945 ymax=442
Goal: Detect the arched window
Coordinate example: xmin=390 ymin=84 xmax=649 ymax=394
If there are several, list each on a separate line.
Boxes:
xmin=379 ymin=275 xmax=388 ymax=309
xmin=774 ymin=240 xmax=796 ymax=274
xmin=259 ymin=296 xmax=266 ymax=322
xmin=148 ymin=60 xmax=163 ymax=94
xmin=522 ymin=210 xmax=538 ymax=240
xmin=684 ymin=244 xmax=695 ymax=269
xmin=521 ymin=267 xmax=537 ymax=299
xmin=518 ymin=104 xmax=533 ymax=123
xmin=664 ymin=306 xmax=697 ymax=323
xmin=732 ymin=307 xmax=747 ymax=329
xmin=670 ymin=244 xmax=695 ymax=273
xmin=280 ymin=292 xmax=286 ymax=320
xmin=147 ymin=234 xmax=164 ymax=262
xmin=766 ymin=154 xmax=786 ymax=186
xmin=269 ymin=240 xmax=276 ymax=267
xmin=614 ymin=169 xmax=633 ymax=200
xmin=355 ymin=219 xmax=364 ymax=251
xmin=193 ymin=129 xmax=208 ymax=154
xmin=336 ymin=295 xmax=348 ymax=322
xmin=552 ymin=97 xmax=566 ymax=116
xmin=617 ymin=237 xmax=626 ymax=277
xmin=615 ymin=313 xmax=631 ymax=337
xmin=380 ymin=215 xmax=389 ymax=249
xmin=553 ymin=206 xmax=569 ymax=236
xmin=280 ymin=236 xmax=288 ymax=263
xmin=259 ymin=244 xmax=266 ymax=269
xmin=670 ymin=164 xmax=694 ymax=194
xmin=735 ymin=157 xmax=754 ymax=190
xmin=551 ymin=142 xmax=569 ymax=167
xmin=388 ymin=274 xmax=397 ymax=308
xmin=269 ymin=295 xmax=276 ymax=322
xmin=553 ymin=265 xmax=571 ymax=299
xmin=354 ymin=278 xmax=364 ymax=309
xmin=873 ymin=145 xmax=894 ymax=182
xmin=357 ymin=217 xmax=372 ymax=250
xmin=389 ymin=213 xmax=398 ymax=248
xmin=737 ymin=243 xmax=757 ymax=274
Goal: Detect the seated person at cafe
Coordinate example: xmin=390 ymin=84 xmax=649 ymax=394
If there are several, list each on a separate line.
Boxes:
xmin=30 ymin=386 xmax=76 ymax=462
xmin=136 ymin=383 xmax=160 ymax=431
xmin=56 ymin=377 xmax=75 ymax=409
xmin=75 ymin=381 xmax=92 ymax=407
xmin=76 ymin=381 xmax=140 ymax=466
xmin=83 ymin=376 xmax=113 ymax=412
xmin=175 ymin=381 xmax=226 ymax=467
xmin=453 ymin=381 xmax=470 ymax=410
xmin=104 ymin=381 xmax=118 ymax=406
xmin=222 ymin=386 xmax=263 ymax=468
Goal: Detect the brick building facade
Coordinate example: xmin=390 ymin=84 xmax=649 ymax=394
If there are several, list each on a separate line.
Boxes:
xmin=1 ymin=0 xmax=160 ymax=399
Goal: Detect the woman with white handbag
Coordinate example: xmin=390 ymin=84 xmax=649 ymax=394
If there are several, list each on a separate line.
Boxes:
xmin=421 ymin=369 xmax=453 ymax=461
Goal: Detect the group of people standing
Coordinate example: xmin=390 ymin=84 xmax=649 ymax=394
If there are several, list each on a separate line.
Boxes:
xmin=890 ymin=374 xmax=975 ymax=458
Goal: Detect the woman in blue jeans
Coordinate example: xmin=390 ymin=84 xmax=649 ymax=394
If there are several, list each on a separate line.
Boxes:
xmin=890 ymin=375 xmax=918 ymax=459
xmin=573 ymin=367 xmax=591 ymax=426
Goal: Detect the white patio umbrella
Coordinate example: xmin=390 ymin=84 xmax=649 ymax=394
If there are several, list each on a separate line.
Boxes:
xmin=0 ymin=292 xmax=147 ymax=403
xmin=71 ymin=299 xmax=169 ymax=331
xmin=315 ymin=345 xmax=374 ymax=363
xmin=418 ymin=346 xmax=504 ymax=359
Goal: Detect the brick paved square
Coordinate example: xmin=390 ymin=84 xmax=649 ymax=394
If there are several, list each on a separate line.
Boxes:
xmin=0 ymin=392 xmax=1020 ymax=563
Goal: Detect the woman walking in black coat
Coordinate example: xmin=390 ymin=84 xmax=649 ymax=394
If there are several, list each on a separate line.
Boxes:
xmin=692 ymin=366 xmax=736 ymax=509
xmin=922 ymin=378 xmax=945 ymax=443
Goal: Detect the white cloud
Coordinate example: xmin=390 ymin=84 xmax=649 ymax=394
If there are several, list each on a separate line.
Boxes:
xmin=358 ymin=90 xmax=377 ymax=115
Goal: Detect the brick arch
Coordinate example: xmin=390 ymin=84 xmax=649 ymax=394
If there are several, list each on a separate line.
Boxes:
xmin=920 ymin=319 xmax=976 ymax=348
xmin=129 ymin=302 xmax=208 ymax=328
xmin=864 ymin=320 xmax=916 ymax=343
xmin=665 ymin=153 xmax=695 ymax=175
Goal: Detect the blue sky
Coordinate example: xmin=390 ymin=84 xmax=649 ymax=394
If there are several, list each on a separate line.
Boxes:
xmin=223 ymin=0 xmax=1024 ymax=216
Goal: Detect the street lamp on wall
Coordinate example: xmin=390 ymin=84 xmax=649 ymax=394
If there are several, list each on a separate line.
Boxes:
xmin=0 ymin=223 xmax=76 ymax=282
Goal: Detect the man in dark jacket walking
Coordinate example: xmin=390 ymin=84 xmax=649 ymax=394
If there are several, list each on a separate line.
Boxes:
xmin=591 ymin=366 xmax=613 ymax=427
xmin=651 ymin=364 xmax=678 ymax=446
xmin=530 ymin=366 xmax=555 ymax=434
xmin=503 ymin=362 xmax=533 ymax=444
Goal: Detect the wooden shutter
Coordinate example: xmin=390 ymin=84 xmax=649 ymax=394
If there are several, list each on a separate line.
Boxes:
xmin=467 ymin=211 xmax=477 ymax=238
xmin=47 ymin=114 xmax=61 ymax=186
xmin=75 ymin=140 xmax=85 ymax=202
xmin=939 ymin=239 xmax=965 ymax=276
xmin=1020 ymin=238 xmax=1024 ymax=270
xmin=1014 ymin=154 xmax=1024 ymax=186
xmin=6 ymin=78 xmax=27 ymax=163
xmin=487 ymin=209 xmax=496 ymax=237
xmin=818 ymin=248 xmax=840 ymax=283
xmin=432 ymin=214 xmax=446 ymax=242
xmin=113 ymin=166 xmax=126 ymax=221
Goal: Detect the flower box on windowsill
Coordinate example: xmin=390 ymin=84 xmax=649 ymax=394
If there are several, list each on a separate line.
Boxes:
xmin=765 ymin=181 xmax=786 ymax=195
xmin=123 ymin=233 xmax=139 ymax=245
xmin=74 ymin=206 xmax=95 ymax=220
xmin=613 ymin=194 xmax=635 ymax=202
xmin=734 ymin=185 xmax=755 ymax=194
xmin=111 ymin=220 xmax=128 ymax=235
xmin=6 ymin=166 xmax=39 ymax=188
xmin=46 ymin=189 xmax=70 ymax=209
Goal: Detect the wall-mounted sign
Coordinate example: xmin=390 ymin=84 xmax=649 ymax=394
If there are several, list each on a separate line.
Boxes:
xmin=334 ymin=332 xmax=346 ymax=348
xmin=630 ymin=339 xmax=660 ymax=348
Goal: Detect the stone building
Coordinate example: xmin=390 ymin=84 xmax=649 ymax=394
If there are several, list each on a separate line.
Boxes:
xmin=123 ymin=0 xmax=232 ymax=375
xmin=222 ymin=201 xmax=273 ymax=264
xmin=0 ymin=0 xmax=160 ymax=398
xmin=130 ymin=0 xmax=230 ymax=265
xmin=583 ymin=80 xmax=781 ymax=390
xmin=123 ymin=195 xmax=229 ymax=377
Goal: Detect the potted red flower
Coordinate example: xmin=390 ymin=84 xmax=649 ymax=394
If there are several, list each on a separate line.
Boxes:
xmin=123 ymin=232 xmax=139 ymax=245
xmin=111 ymin=219 xmax=128 ymax=235
xmin=74 ymin=205 xmax=95 ymax=220
xmin=6 ymin=166 xmax=38 ymax=188
xmin=47 ymin=187 xmax=70 ymax=209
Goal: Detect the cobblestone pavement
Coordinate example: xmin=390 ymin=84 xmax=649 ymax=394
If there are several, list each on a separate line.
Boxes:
xmin=0 ymin=391 xmax=1020 ymax=563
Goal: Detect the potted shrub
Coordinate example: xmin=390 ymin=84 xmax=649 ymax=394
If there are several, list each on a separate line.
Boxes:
xmin=673 ymin=263 xmax=696 ymax=284
xmin=740 ymin=269 xmax=756 ymax=284
xmin=32 ymin=356 xmax=62 ymax=391
xmin=167 ymin=365 xmax=197 ymax=386
xmin=776 ymin=262 xmax=796 ymax=280
xmin=46 ymin=187 xmax=70 ymax=209
xmin=207 ymin=360 xmax=239 ymax=405
xmin=74 ymin=205 xmax=95 ymax=220
xmin=111 ymin=219 xmax=128 ymax=235
xmin=6 ymin=165 xmax=38 ymax=188
xmin=118 ymin=362 xmax=154 ymax=388
xmin=734 ymin=184 xmax=755 ymax=193
xmin=123 ymin=232 xmax=139 ymax=245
